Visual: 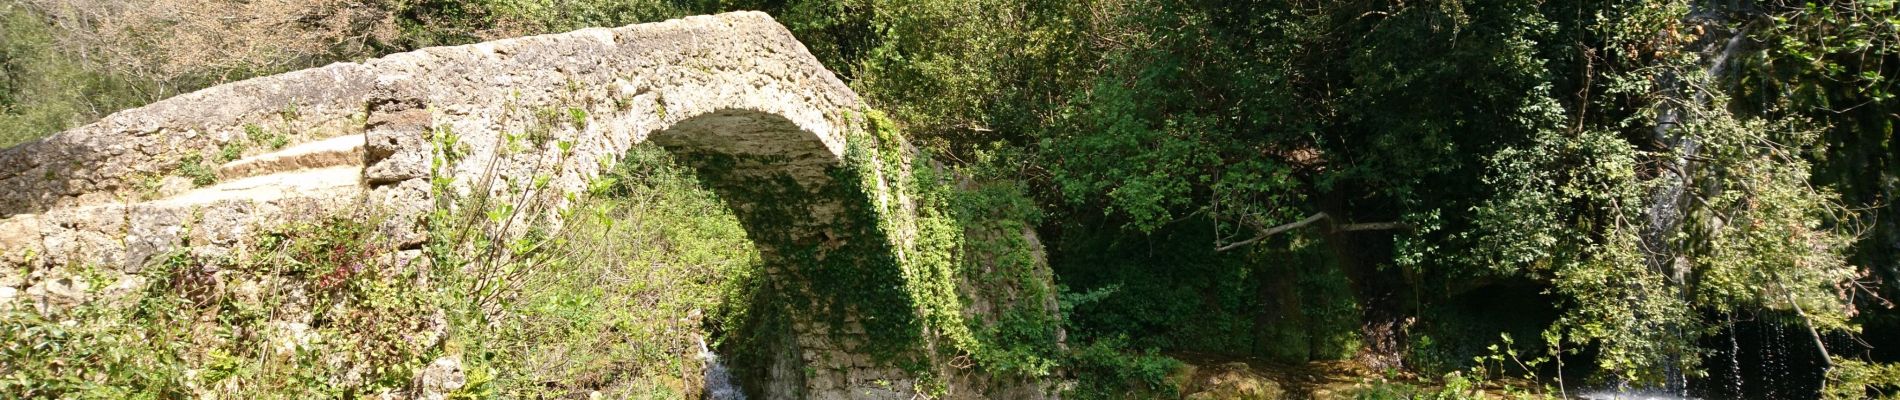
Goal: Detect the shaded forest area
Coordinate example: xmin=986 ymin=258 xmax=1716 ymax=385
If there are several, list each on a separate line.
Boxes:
xmin=3 ymin=0 xmax=1897 ymax=398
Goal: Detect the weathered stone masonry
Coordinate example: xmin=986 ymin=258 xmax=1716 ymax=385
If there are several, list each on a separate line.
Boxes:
xmin=0 ymin=12 xmax=1040 ymax=399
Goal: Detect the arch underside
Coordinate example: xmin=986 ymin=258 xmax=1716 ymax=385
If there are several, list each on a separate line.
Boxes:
xmin=647 ymin=110 xmax=919 ymax=399
xmin=648 ymin=109 xmax=851 ymax=250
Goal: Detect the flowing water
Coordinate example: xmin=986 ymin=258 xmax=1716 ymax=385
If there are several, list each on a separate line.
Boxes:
xmin=699 ymin=338 xmax=747 ymax=400
xmin=1576 ymin=392 xmax=1698 ymax=400
xmin=1575 ymin=315 xmax=1839 ymax=400
xmin=1764 ymin=324 xmax=1785 ymax=397
xmin=1662 ymin=316 xmax=1834 ymax=399
xmin=1726 ymin=315 xmax=1743 ymax=398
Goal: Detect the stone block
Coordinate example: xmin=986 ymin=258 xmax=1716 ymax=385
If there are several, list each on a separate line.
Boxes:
xmin=125 ymin=205 xmax=189 ymax=271
xmin=39 ymin=205 xmax=128 ymax=269
xmin=0 ymin=214 xmax=43 ymax=266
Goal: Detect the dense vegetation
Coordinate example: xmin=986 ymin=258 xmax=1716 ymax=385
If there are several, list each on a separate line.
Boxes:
xmin=3 ymin=0 xmax=1897 ymax=398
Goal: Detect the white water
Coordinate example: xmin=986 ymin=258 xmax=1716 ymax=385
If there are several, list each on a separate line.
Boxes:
xmin=698 ymin=337 xmax=747 ymax=400
xmin=1726 ymin=315 xmax=1743 ymax=398
xmin=1577 ymin=392 xmax=1698 ymax=400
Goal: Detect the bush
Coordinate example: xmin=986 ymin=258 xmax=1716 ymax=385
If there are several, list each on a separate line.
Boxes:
xmin=1064 ymin=336 xmax=1183 ymax=399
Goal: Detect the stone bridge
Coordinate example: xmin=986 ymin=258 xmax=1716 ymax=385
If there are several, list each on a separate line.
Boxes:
xmin=0 ymin=12 xmax=1052 ymax=399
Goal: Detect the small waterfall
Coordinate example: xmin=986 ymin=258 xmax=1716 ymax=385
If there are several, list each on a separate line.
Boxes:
xmin=699 ymin=337 xmax=747 ymax=400
xmin=1665 ymin=323 xmax=1689 ymax=397
xmin=1726 ymin=316 xmax=1743 ymax=398
xmin=1763 ymin=324 xmax=1784 ymax=398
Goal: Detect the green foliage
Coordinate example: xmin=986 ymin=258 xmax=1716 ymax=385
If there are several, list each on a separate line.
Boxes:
xmin=848 ymin=0 xmax=1087 ymax=157
xmin=243 ymin=123 xmax=288 ymax=150
xmin=902 ymin=136 xmax=1062 ymax=377
xmin=787 ymin=111 xmax=1064 ymax=381
xmin=1825 ymin=357 xmax=1900 ymax=400
xmin=1468 ymin=46 xmax=1863 ymax=384
xmin=0 ymin=214 xmax=429 ymax=398
xmin=565 ymin=106 xmax=588 ymax=129
xmin=1355 ymin=353 xmax=1562 ymax=400
xmin=1063 ymin=336 xmax=1183 ymax=400
xmin=1467 ymin=334 xmax=1553 ymax=391
xmin=1353 ymin=372 xmax=1494 ymax=400
xmin=174 ymin=154 xmax=218 ymax=187
xmin=218 ymin=141 xmax=245 ymax=163
xmin=0 ymin=4 xmax=159 ymax=147
xmin=442 ymin=142 xmax=762 ymax=397
xmin=1408 ymin=287 xmax=1559 ymax=376
xmin=835 ymin=0 xmax=1889 ymax=392
xmin=0 ymin=268 xmax=193 ymax=398
xmin=1744 ymin=0 xmax=1900 ymax=311
xmin=1051 ymin=216 xmax=1362 ymax=363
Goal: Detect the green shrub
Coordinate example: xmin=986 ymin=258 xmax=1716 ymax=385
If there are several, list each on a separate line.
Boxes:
xmin=218 ymin=142 xmax=245 ymax=162
xmin=1063 ymin=336 xmax=1183 ymax=400
xmin=243 ymin=124 xmax=288 ymax=150
xmin=174 ymin=154 xmax=218 ymax=187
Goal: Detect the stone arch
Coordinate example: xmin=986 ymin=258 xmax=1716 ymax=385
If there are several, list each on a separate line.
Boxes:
xmin=335 ymin=12 xmax=929 ymax=398
xmin=0 ymin=11 xmax=1068 ymax=400
xmin=0 ymin=11 xmax=886 ymax=271
xmin=0 ymin=12 xmax=945 ymax=399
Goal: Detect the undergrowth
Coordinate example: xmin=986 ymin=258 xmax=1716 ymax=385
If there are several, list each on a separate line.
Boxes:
xmin=1 ymin=212 xmax=430 ymax=398
xmin=440 ymin=142 xmax=761 ymax=398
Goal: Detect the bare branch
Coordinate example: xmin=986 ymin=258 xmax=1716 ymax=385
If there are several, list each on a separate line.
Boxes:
xmin=1337 ymin=222 xmax=1406 ymax=231
xmin=1215 ymin=212 xmax=1406 ymax=252
xmin=1215 ymin=212 xmax=1327 ymax=252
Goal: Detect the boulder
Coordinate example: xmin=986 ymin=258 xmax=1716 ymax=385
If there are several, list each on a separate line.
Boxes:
xmin=1182 ymin=362 xmax=1285 ymax=400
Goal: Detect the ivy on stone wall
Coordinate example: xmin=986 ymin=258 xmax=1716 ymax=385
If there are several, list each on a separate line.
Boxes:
xmin=853 ymin=110 xmax=1063 ymax=378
